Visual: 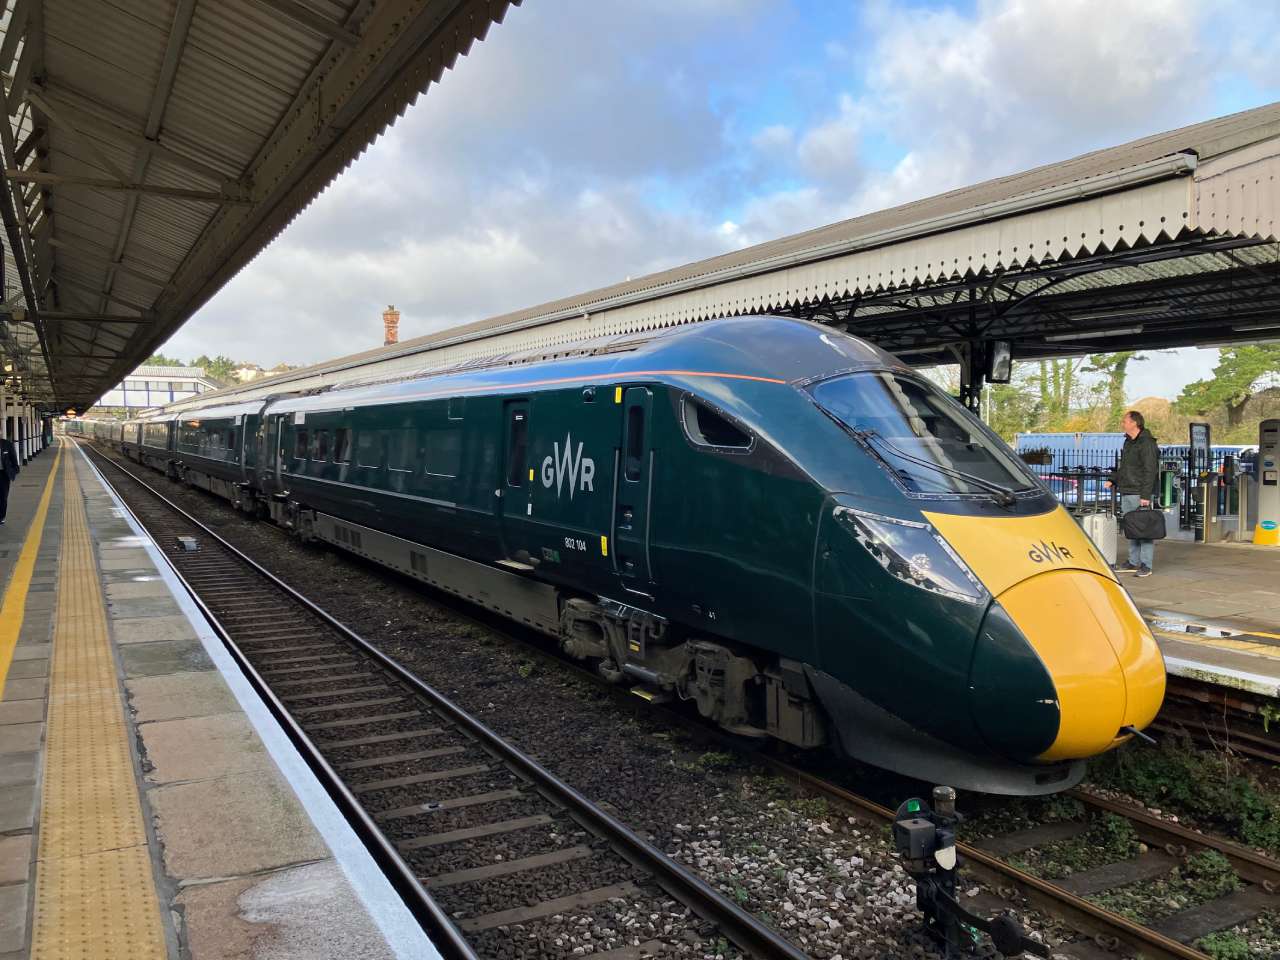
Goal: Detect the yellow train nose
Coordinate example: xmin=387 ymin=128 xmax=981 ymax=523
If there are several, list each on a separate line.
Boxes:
xmin=998 ymin=569 xmax=1166 ymax=761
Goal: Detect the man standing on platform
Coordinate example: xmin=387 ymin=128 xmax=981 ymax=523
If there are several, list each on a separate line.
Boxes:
xmin=1109 ymin=410 xmax=1160 ymax=578
xmin=0 ymin=435 xmax=19 ymax=525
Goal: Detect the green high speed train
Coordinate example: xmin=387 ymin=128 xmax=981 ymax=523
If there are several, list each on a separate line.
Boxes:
xmin=91 ymin=316 xmax=1165 ymax=794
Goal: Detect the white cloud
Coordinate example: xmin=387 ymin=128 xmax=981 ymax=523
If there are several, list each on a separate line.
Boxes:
xmin=161 ymin=0 xmax=1277 ymax=406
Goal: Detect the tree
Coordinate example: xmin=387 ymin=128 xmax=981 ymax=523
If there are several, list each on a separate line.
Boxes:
xmin=1033 ymin=358 xmax=1085 ymax=429
xmin=1175 ymin=345 xmax=1280 ymax=426
xmin=1085 ymin=351 xmax=1146 ymax=429
xmin=143 ymin=352 xmax=182 ymax=366
xmin=190 ymin=353 xmax=238 ymax=385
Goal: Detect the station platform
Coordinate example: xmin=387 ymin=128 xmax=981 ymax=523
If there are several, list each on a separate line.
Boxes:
xmin=0 ymin=440 xmax=435 ymax=960
xmin=1126 ymin=538 xmax=1280 ymax=698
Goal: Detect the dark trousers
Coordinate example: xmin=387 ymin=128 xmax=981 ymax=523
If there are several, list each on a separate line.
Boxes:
xmin=0 ymin=473 xmax=9 ymax=523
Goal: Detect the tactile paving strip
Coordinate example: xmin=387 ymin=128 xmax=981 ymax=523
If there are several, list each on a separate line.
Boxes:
xmin=30 ymin=457 xmax=166 ymax=960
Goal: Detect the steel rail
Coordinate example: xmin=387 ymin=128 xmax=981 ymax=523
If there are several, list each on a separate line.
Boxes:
xmin=757 ymin=761 xmax=1211 ymax=960
xmin=81 ymin=442 xmax=811 ymax=960
xmin=79 ymin=444 xmax=479 ymax=960
xmin=1067 ymin=789 xmax=1280 ymax=891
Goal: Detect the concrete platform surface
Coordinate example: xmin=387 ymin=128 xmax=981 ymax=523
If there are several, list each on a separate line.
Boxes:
xmin=0 ymin=440 xmax=435 ymax=960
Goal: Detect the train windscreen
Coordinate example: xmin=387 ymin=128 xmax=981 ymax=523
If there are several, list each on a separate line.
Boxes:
xmin=811 ymin=372 xmax=1038 ymax=497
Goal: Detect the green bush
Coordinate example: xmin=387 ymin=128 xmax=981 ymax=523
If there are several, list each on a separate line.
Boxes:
xmin=1089 ymin=731 xmax=1280 ymax=855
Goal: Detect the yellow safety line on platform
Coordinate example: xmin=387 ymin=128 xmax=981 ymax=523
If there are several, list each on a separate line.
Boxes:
xmin=30 ymin=455 xmax=167 ymax=960
xmin=0 ymin=443 xmax=63 ymax=692
xmin=1151 ymin=627 xmax=1280 ymax=660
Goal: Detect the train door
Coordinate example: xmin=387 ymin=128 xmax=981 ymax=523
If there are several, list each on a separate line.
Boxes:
xmin=614 ymin=387 xmax=654 ymax=585
xmin=499 ymin=400 xmax=530 ymax=559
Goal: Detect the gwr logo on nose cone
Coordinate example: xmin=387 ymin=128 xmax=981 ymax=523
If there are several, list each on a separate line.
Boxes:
xmin=541 ymin=433 xmax=595 ymax=499
xmin=1028 ymin=540 xmax=1074 ymax=564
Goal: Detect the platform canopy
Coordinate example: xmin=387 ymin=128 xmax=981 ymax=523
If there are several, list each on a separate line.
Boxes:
xmin=0 ymin=0 xmax=519 ymax=414
xmin=166 ymin=100 xmax=1280 ymax=412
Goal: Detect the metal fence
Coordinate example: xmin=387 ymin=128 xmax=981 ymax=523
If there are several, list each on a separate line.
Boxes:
xmin=1019 ymin=445 xmax=1243 ymax=519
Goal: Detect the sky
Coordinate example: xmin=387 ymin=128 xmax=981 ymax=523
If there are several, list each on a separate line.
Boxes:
xmin=159 ymin=0 xmax=1280 ymax=402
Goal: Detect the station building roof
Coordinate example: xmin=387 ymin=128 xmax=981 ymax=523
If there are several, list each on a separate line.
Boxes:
xmin=168 ymin=99 xmax=1280 ymax=410
xmin=0 ymin=0 xmax=520 ymax=414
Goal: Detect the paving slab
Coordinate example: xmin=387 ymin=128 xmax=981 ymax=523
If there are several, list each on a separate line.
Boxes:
xmin=97 ymin=547 xmax=156 ymax=571
xmin=1 ymin=678 xmax=46 ymax=702
xmin=0 ymin=882 xmax=28 ymax=954
xmin=105 ymin=594 xmax=186 ymax=619
xmin=0 ymin=723 xmax=42 ymax=755
xmin=104 ymin=579 xmax=175 ymax=600
xmin=0 ymin=701 xmax=44 ymax=725
xmin=112 ymin=614 xmax=199 ymax=646
xmin=0 ymin=753 xmax=37 ymax=788
xmin=10 ymin=645 xmax=50 ymax=662
xmin=0 ymin=834 xmax=32 ymax=885
xmin=4 ymin=660 xmax=47 ymax=680
xmin=142 ymin=713 xmax=270 ymax=784
xmin=119 ymin=638 xmax=214 ymax=678
xmin=177 ymin=860 xmax=396 ymax=960
xmin=149 ymin=769 xmax=329 ymax=880
xmin=0 ymin=782 xmax=35 ymax=833
xmin=127 ymin=671 xmax=240 ymax=723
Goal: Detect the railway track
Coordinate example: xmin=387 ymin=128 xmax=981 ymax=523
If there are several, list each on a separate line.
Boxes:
xmin=82 ymin=441 xmax=1280 ymax=960
xmin=778 ymin=759 xmax=1280 ymax=959
xmin=79 ymin=442 xmax=809 ymax=960
xmin=1156 ymin=677 xmax=1280 ymax=766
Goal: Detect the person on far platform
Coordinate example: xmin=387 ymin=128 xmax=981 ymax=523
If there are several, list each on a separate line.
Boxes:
xmin=0 ymin=436 xmax=20 ymax=526
xmin=1106 ymin=410 xmax=1160 ymax=577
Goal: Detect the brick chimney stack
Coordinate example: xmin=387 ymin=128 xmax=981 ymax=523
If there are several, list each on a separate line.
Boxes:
xmin=382 ymin=304 xmax=400 ymax=346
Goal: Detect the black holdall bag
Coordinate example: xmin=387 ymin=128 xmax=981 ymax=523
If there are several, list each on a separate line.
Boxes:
xmin=1122 ymin=506 xmax=1167 ymax=541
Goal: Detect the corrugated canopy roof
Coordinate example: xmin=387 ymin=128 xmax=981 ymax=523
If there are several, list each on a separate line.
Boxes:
xmin=0 ymin=0 xmax=520 ymax=413
xmin=174 ymin=99 xmax=1280 ymax=409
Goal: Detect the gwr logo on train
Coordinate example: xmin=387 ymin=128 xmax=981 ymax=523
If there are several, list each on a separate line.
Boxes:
xmin=540 ymin=433 xmax=595 ymax=499
xmin=1027 ymin=539 xmax=1075 ymax=564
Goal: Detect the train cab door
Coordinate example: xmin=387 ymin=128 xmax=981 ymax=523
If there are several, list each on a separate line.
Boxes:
xmin=613 ymin=387 xmax=654 ymax=587
xmin=499 ymin=400 xmax=531 ymax=560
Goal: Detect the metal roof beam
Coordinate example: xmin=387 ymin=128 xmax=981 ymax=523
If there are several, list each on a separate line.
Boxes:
xmin=5 ymin=19 xmax=35 ymax=115
xmin=53 ymin=274 xmax=153 ymax=313
xmin=0 ymin=0 xmax=31 ymax=75
xmin=101 ymin=0 xmax=196 ymax=317
xmin=32 ymin=81 xmax=236 ymax=187
xmin=40 ymin=311 xmax=152 ymax=323
xmin=4 ymin=170 xmax=250 ymax=204
xmin=46 ymin=237 xmax=172 ymax=289
xmin=247 ymin=0 xmax=362 ymax=46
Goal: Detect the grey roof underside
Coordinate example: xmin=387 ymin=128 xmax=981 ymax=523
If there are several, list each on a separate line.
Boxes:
xmin=0 ymin=0 xmax=521 ymax=412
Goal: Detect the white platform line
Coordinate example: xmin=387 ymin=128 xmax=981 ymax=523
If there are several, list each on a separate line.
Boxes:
xmin=1162 ymin=655 xmax=1280 ymax=697
xmin=76 ymin=445 xmax=440 ymax=960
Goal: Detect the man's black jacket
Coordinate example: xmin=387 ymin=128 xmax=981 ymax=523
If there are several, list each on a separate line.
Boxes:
xmin=1113 ymin=428 xmax=1160 ymax=496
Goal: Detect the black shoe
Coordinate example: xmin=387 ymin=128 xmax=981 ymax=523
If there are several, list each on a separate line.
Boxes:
xmin=1114 ymin=562 xmax=1138 ymax=573
xmin=1135 ymin=565 xmax=1153 ymax=578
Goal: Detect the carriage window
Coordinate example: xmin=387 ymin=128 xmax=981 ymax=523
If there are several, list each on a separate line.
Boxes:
xmin=425 ymin=429 xmax=460 ymax=477
xmin=356 ymin=430 xmax=382 ymax=468
xmin=625 ymin=405 xmax=645 ymax=481
xmin=683 ymin=397 xmax=751 ymax=449
xmin=333 ymin=428 xmax=350 ymax=463
xmin=506 ymin=410 xmax=527 ymax=486
xmin=388 ymin=430 xmax=416 ymax=472
xmin=226 ymin=428 xmax=236 ymax=451
xmin=294 ymin=429 xmax=308 ymax=459
xmin=313 ymin=430 xmax=330 ymax=461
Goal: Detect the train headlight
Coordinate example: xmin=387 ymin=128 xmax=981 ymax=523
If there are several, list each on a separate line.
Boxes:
xmin=835 ymin=507 xmax=988 ymax=605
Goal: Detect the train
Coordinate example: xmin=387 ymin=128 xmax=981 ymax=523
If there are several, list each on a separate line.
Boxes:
xmin=71 ymin=316 xmax=1166 ymax=795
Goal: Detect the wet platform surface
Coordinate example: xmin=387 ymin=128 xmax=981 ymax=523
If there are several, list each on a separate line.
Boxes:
xmin=0 ymin=440 xmax=432 ymax=960
xmin=1125 ymin=538 xmax=1280 ymax=697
